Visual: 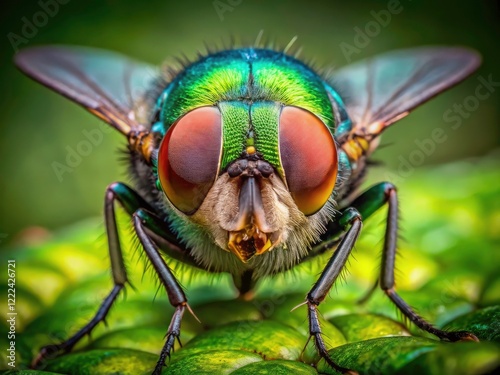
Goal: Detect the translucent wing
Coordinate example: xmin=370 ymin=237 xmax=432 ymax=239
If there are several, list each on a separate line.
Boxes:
xmin=15 ymin=45 xmax=159 ymax=135
xmin=332 ymin=46 xmax=481 ymax=136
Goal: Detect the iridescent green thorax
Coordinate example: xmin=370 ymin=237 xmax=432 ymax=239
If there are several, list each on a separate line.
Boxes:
xmin=157 ymin=48 xmax=335 ymax=171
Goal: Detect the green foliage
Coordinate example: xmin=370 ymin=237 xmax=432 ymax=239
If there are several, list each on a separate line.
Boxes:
xmin=0 ymin=157 xmax=499 ymax=374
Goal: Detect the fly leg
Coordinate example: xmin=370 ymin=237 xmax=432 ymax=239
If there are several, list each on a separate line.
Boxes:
xmin=32 ymin=182 xmax=186 ymax=367
xmin=356 ymin=182 xmax=478 ymax=342
xmin=306 ymin=207 xmax=362 ymax=374
xmin=304 ymin=181 xmax=478 ymax=373
xmin=133 ymin=208 xmax=194 ymax=375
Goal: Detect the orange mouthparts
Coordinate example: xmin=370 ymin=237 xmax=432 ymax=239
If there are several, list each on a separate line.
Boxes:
xmin=228 ymin=225 xmax=273 ymax=263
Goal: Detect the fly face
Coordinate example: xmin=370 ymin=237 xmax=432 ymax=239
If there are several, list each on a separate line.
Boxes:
xmin=15 ymin=43 xmax=481 ymax=375
xmin=150 ymin=50 xmax=339 ymax=271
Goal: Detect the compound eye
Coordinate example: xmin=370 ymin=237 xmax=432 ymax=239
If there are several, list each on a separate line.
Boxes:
xmin=279 ymin=106 xmax=338 ymax=215
xmin=158 ymin=106 xmax=222 ymax=214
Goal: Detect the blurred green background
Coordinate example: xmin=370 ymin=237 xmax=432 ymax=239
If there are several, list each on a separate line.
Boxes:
xmin=0 ymin=0 xmax=499 ymax=239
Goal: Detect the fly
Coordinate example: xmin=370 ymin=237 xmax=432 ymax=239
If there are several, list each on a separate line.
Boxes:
xmin=15 ymin=43 xmax=481 ymax=374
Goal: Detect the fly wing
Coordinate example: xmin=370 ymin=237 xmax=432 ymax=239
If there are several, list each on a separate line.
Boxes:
xmin=15 ymin=45 xmax=159 ymax=135
xmin=332 ymin=47 xmax=481 ymax=137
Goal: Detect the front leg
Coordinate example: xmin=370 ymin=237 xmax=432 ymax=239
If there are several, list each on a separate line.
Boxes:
xmin=133 ymin=209 xmax=196 ymax=375
xmin=306 ymin=208 xmax=362 ymax=374
xmin=304 ymin=182 xmax=479 ymax=373
xmin=32 ymin=182 xmax=156 ymax=367
xmin=32 ymin=183 xmax=194 ymax=375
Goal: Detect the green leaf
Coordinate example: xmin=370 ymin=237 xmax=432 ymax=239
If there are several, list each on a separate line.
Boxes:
xmin=444 ymin=306 xmax=500 ymax=342
xmin=44 ymin=349 xmax=159 ymax=375
xmin=231 ymin=359 xmax=317 ymax=374
xmin=164 ymin=350 xmax=262 ymax=374
xmin=329 ymin=313 xmax=410 ymax=343
xmin=170 ymin=321 xmax=306 ymax=362
xmin=318 ymin=336 xmax=439 ymax=374
xmin=400 ymin=341 xmax=500 ymax=375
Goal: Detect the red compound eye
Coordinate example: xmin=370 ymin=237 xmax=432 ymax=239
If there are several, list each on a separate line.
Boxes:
xmin=279 ymin=106 xmax=338 ymax=215
xmin=158 ymin=106 xmax=222 ymax=214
